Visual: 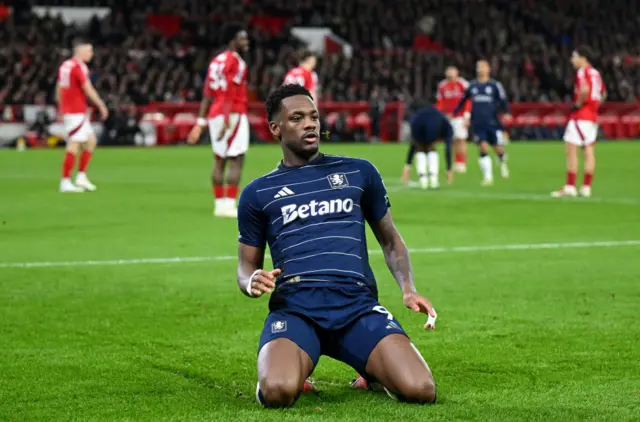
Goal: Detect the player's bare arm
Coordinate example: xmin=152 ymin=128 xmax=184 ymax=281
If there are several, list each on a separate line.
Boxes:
xmin=55 ymin=83 xmax=61 ymax=106
xmin=81 ymin=80 xmax=108 ymax=120
xmin=237 ymin=243 xmax=280 ymax=297
xmin=370 ymin=211 xmax=437 ymax=328
xmin=187 ymin=96 xmax=212 ymax=144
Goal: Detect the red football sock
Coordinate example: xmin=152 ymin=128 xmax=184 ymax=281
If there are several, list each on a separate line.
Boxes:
xmin=583 ymin=173 xmax=593 ymax=187
xmin=213 ymin=185 xmax=224 ymax=199
xmin=226 ymin=184 xmax=239 ymax=199
xmin=455 ymin=152 xmax=465 ymax=164
xmin=566 ymin=171 xmax=576 ymax=187
xmin=62 ymin=152 xmax=75 ymax=178
xmin=78 ymin=150 xmax=92 ymax=172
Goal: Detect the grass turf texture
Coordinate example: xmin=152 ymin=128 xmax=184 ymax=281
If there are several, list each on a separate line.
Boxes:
xmin=1 ymin=142 xmax=639 ymax=421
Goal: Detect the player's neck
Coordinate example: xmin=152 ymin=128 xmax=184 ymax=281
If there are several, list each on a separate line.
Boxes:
xmin=301 ymin=63 xmax=312 ymax=71
xmin=478 ymin=76 xmax=490 ymax=83
xmin=73 ymin=56 xmax=84 ymax=63
xmin=281 ymin=150 xmax=321 ymax=167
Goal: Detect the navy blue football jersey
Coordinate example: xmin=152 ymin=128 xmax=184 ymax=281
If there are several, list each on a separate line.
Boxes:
xmin=453 ymin=78 xmax=510 ymax=128
xmin=238 ymin=154 xmax=390 ymax=296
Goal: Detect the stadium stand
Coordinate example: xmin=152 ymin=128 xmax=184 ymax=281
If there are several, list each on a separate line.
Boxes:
xmin=0 ymin=0 xmax=639 ymax=144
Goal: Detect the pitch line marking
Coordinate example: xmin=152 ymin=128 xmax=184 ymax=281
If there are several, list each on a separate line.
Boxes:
xmin=1 ymin=240 xmax=639 ymax=269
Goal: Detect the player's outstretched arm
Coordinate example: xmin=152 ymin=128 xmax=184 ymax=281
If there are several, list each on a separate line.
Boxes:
xmin=237 ymin=243 xmax=280 ymax=298
xmin=370 ymin=211 xmax=437 ymax=328
xmin=187 ymin=96 xmax=212 ymax=144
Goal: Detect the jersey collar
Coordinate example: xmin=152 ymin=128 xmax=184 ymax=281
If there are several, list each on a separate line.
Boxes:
xmin=278 ymin=153 xmax=325 ymax=170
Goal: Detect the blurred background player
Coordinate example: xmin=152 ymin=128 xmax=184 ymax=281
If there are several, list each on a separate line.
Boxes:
xmin=436 ymin=66 xmax=470 ymax=173
xmin=283 ymin=50 xmax=319 ymax=101
xmin=57 ymin=37 xmax=108 ymax=193
xmin=402 ymin=104 xmax=454 ymax=189
xmin=453 ymin=60 xmax=511 ymax=186
xmin=552 ymin=46 xmax=606 ymax=198
xmin=188 ymin=24 xmax=250 ymax=217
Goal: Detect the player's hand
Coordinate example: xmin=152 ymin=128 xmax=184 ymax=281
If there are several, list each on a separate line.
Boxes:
xmin=502 ymin=113 xmax=513 ymax=123
xmin=187 ymin=125 xmax=202 ymax=144
xmin=217 ymin=122 xmax=229 ymax=141
xmin=249 ymin=269 xmax=281 ymax=297
xmin=464 ymin=118 xmax=470 ymax=128
xmin=403 ymin=291 xmax=437 ymax=330
xmin=401 ymin=166 xmax=411 ymax=184
xmin=446 ymin=170 xmax=454 ymax=184
xmin=98 ymin=105 xmax=109 ymax=121
xmin=446 ymin=113 xmax=453 ymax=119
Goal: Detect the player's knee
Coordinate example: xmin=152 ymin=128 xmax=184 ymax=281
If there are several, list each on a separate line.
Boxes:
xmin=259 ymin=376 xmax=300 ymax=408
xmin=397 ymin=376 xmax=436 ymax=404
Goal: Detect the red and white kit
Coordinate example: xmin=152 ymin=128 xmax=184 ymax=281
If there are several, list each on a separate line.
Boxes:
xmin=436 ymin=78 xmax=471 ymax=139
xmin=283 ymin=66 xmax=318 ymax=94
xmin=204 ymin=50 xmax=249 ymax=158
xmin=58 ymin=58 xmax=94 ymax=142
xmin=563 ymin=66 xmax=605 ymax=146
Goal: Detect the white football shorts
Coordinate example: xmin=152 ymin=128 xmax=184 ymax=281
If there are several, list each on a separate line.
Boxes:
xmin=563 ymin=120 xmax=598 ymax=146
xmin=208 ymin=113 xmax=250 ymax=158
xmin=63 ymin=113 xmax=94 ymax=142
xmin=450 ymin=116 xmax=468 ymax=140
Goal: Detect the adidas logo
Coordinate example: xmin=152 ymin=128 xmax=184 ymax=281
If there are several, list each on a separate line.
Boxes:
xmin=274 ymin=187 xmax=295 ymax=198
xmin=385 ymin=321 xmax=401 ymax=331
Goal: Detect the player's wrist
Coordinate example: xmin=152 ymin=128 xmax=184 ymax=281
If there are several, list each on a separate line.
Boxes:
xmin=197 ymin=117 xmax=207 ymax=127
xmin=244 ymin=269 xmax=261 ymax=297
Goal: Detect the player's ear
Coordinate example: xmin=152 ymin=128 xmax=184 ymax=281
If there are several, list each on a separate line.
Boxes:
xmin=268 ymin=121 xmax=281 ymax=140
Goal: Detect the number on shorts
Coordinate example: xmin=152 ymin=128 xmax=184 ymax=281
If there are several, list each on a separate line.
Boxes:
xmin=209 ymin=62 xmax=227 ymax=91
xmin=372 ymin=305 xmax=394 ymax=320
xmin=284 ymin=75 xmax=306 ymax=87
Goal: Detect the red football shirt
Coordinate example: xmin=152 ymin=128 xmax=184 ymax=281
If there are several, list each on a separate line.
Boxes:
xmin=203 ymin=50 xmax=248 ymax=118
xmin=436 ymin=78 xmax=470 ymax=117
xmin=283 ymin=66 xmax=317 ymax=93
xmin=58 ymin=58 xmax=89 ymax=114
xmin=572 ymin=66 xmax=605 ymax=122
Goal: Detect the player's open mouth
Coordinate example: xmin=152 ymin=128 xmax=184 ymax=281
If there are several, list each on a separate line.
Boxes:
xmin=302 ymin=132 xmax=319 ymax=143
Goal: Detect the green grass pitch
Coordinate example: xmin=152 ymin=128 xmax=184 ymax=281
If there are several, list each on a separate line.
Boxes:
xmin=1 ymin=142 xmax=640 ymax=421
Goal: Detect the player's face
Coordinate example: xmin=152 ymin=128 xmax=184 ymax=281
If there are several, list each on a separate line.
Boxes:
xmin=271 ymin=95 xmax=320 ymax=159
xmin=570 ymin=52 xmax=582 ymax=69
xmin=236 ymin=32 xmax=250 ymax=53
xmin=307 ymin=56 xmax=317 ymax=70
xmin=476 ymin=61 xmax=490 ymax=78
xmin=445 ymin=67 xmax=458 ymax=80
xmin=77 ymin=44 xmax=94 ymax=62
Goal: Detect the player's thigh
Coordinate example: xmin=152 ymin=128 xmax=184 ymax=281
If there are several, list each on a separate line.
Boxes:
xmin=366 ymin=333 xmax=436 ymax=403
xmin=227 ymin=114 xmax=250 ymax=158
xmin=258 ymin=312 xmax=319 ymax=392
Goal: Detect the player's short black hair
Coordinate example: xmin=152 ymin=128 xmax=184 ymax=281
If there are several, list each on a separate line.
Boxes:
xmin=221 ymin=23 xmax=245 ymax=45
xmin=298 ymin=50 xmax=315 ymax=63
xmin=72 ymin=36 xmax=90 ymax=48
xmin=265 ymin=84 xmax=313 ymax=121
xmin=574 ymin=45 xmax=593 ymax=62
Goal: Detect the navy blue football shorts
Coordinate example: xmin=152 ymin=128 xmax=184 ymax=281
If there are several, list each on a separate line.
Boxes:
xmin=472 ymin=125 xmax=506 ymax=146
xmin=258 ymin=286 xmax=408 ymax=376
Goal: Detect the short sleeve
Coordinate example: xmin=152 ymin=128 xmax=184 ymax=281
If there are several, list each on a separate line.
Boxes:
xmin=73 ymin=64 xmax=87 ymax=85
xmin=237 ymin=184 xmax=268 ymax=248
xmin=361 ymin=161 xmax=391 ymax=225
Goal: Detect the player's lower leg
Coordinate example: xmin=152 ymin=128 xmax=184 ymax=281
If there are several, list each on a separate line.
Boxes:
xmin=223 ymin=155 xmax=244 ymax=217
xmin=494 ymin=145 xmax=509 ymax=179
xmin=364 ymin=334 xmax=436 ymax=403
xmin=454 ymin=138 xmax=467 ymax=173
xmin=552 ymin=143 xmax=578 ymax=197
xmin=74 ymin=137 xmax=97 ymax=191
xmin=478 ymin=144 xmax=493 ymax=185
xmin=415 ymin=151 xmax=428 ymax=189
xmin=580 ymin=144 xmax=595 ymax=197
xmin=60 ymin=143 xmax=83 ymax=193
xmin=212 ymin=156 xmax=227 ymax=216
xmin=427 ymin=150 xmax=439 ymax=189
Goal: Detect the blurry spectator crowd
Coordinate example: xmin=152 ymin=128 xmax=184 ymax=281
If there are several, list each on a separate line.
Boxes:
xmin=1 ymin=0 xmax=639 ymax=108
